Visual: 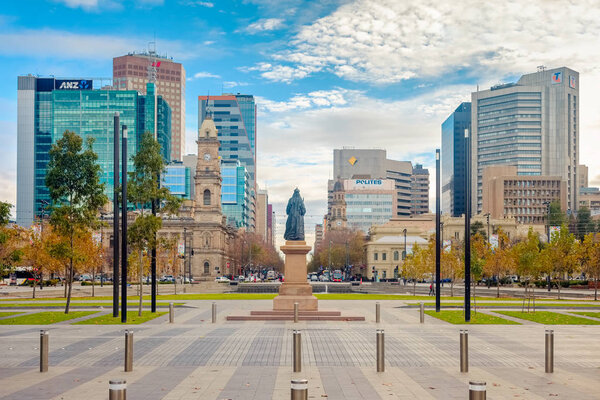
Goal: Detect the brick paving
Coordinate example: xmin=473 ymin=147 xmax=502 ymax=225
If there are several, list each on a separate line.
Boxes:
xmin=0 ymin=299 xmax=599 ymax=399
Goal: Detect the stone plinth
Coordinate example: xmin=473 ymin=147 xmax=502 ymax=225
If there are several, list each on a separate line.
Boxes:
xmin=273 ymin=240 xmax=318 ymax=311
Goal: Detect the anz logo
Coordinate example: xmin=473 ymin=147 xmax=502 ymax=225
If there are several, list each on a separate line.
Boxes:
xmin=57 ymin=80 xmax=92 ymax=90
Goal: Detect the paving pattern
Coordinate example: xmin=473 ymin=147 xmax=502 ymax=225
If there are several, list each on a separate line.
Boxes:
xmin=0 ymin=300 xmax=599 ymax=399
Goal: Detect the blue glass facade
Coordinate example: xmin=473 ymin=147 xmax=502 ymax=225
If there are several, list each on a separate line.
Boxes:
xmin=221 ymin=160 xmax=250 ymax=228
xmin=24 ymin=77 xmax=171 ymax=220
xmin=441 ymin=102 xmax=470 ymax=217
xmin=162 ymin=162 xmax=190 ymax=199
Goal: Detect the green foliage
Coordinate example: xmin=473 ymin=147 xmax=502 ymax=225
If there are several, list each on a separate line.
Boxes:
xmin=512 ymin=228 xmax=542 ymax=283
xmin=74 ymin=311 xmax=167 ymax=325
xmin=497 ymin=311 xmax=600 ymax=325
xmin=0 ymin=311 xmax=97 ymax=325
xmin=548 ymin=200 xmax=566 ymax=226
xmin=0 ymin=201 xmax=11 ymax=226
xmin=575 ymin=206 xmax=595 ymax=239
xmin=470 ymin=221 xmax=487 ymax=239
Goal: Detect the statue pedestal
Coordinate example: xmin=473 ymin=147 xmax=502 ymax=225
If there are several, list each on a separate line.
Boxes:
xmin=273 ymin=240 xmax=318 ymax=311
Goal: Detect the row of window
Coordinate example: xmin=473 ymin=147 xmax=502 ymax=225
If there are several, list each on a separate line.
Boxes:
xmin=373 ymin=251 xmax=402 ymax=261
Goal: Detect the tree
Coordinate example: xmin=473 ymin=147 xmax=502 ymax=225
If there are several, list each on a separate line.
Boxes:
xmin=0 ymin=203 xmax=25 ymax=276
xmin=441 ymin=244 xmax=462 ymax=297
xmin=541 ymin=224 xmax=579 ymax=300
xmin=483 ymin=228 xmax=515 ymax=298
xmin=25 ymin=224 xmax=62 ymax=298
xmin=470 ymin=233 xmax=490 ymax=304
xmin=580 ymin=233 xmax=600 ymax=301
xmin=127 ymin=132 xmax=181 ymax=316
xmin=45 ymin=131 xmax=107 ymax=314
xmin=470 ymin=221 xmax=487 ymax=240
xmin=513 ymin=228 xmax=543 ymax=296
xmin=575 ymin=206 xmax=595 ymax=239
xmin=78 ymin=232 xmax=104 ymax=297
xmin=548 ymin=200 xmax=566 ymax=227
xmin=402 ymin=244 xmax=429 ymax=295
xmin=0 ymin=201 xmax=11 ymax=225
xmin=311 ymin=229 xmax=366 ymax=274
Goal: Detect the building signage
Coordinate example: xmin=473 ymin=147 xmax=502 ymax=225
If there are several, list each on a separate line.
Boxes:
xmin=355 ymin=179 xmax=382 ymax=185
xmin=55 ymin=79 xmax=93 ymax=90
xmin=551 ymin=72 xmax=562 ymax=84
xmin=569 ymin=75 xmax=576 ymax=89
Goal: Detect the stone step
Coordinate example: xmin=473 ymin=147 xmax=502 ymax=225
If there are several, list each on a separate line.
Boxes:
xmin=250 ymin=310 xmax=341 ymax=316
xmin=226 ymin=315 xmax=365 ymax=321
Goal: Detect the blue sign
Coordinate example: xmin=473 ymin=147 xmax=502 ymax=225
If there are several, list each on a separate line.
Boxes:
xmin=355 ymin=179 xmax=382 ymax=185
xmin=55 ymin=79 xmax=93 ymax=90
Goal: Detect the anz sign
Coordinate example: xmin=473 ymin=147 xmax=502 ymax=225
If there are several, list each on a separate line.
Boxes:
xmin=55 ymin=79 xmax=93 ymax=90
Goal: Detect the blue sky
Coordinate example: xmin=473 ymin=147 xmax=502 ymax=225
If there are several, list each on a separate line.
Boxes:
xmin=2 ymin=0 xmax=600 ymax=245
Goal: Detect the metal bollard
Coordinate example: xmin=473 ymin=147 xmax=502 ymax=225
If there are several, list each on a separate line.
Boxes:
xmin=169 ymin=302 xmax=174 ymax=323
xmin=294 ymin=302 xmax=299 ymax=323
xmin=293 ymin=330 xmax=302 ymax=372
xmin=40 ymin=330 xmax=49 ymax=373
xmin=109 ymin=379 xmax=127 ymax=400
xmin=212 ymin=302 xmax=217 ymax=323
xmin=420 ymin=302 xmax=425 ymax=323
xmin=469 ymin=381 xmax=486 ymax=400
xmin=124 ymin=330 xmax=133 ymax=372
xmin=291 ymin=378 xmax=308 ymax=400
xmin=376 ymin=329 xmax=385 ymax=372
xmin=376 ymin=302 xmax=381 ymax=323
xmin=460 ymin=329 xmax=469 ymax=373
xmin=545 ymin=329 xmax=554 ymax=373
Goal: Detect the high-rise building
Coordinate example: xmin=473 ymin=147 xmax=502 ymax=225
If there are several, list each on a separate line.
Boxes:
xmin=331 ymin=149 xmax=428 ymax=218
xmin=472 ymin=67 xmax=579 ymax=214
xmin=314 ymin=224 xmax=323 ymax=251
xmin=481 ymin=165 xmax=567 ymax=224
xmin=113 ymin=51 xmax=185 ymax=161
xmin=162 ymin=161 xmax=191 ymax=199
xmin=17 ymin=76 xmax=170 ymax=226
xmin=410 ymin=164 xmax=430 ymax=215
xmin=441 ymin=102 xmax=470 ymax=217
xmin=199 ymin=94 xmax=257 ymax=229
xmin=578 ymin=164 xmax=588 ymax=189
xmin=267 ymin=204 xmax=274 ymax=246
xmin=256 ymin=187 xmax=269 ymax=242
xmin=221 ymin=160 xmax=251 ymax=229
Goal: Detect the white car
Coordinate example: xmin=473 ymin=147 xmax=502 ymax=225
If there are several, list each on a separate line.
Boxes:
xmin=215 ymin=276 xmax=230 ymax=283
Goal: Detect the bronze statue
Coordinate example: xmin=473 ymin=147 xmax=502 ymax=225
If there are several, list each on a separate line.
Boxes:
xmin=284 ymin=188 xmax=306 ymax=241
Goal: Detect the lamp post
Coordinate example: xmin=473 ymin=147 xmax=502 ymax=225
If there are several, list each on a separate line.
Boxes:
xmin=121 ymin=125 xmax=128 ymax=324
xmin=435 ymin=149 xmax=441 ymax=312
xmin=183 ymin=227 xmax=187 ymax=285
xmin=464 ymin=128 xmax=471 ymax=322
xmin=402 ymin=229 xmax=407 ymax=260
xmin=112 ymin=113 xmax=120 ymax=318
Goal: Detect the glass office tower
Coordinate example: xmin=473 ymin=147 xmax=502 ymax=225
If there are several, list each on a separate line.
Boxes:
xmin=221 ymin=160 xmax=251 ymax=228
xmin=17 ymin=76 xmax=170 ymax=226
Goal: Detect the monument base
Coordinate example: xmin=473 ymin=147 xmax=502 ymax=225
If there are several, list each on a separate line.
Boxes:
xmin=272 ymin=240 xmax=318 ymax=311
xmin=273 ymin=294 xmax=318 ymax=311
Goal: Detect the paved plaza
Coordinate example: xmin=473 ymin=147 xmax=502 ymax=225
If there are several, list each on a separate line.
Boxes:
xmin=1 ymin=300 xmax=599 ymax=399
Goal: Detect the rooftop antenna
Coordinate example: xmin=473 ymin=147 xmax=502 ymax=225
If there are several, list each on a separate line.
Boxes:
xmin=205 ymin=90 xmax=212 ymax=119
xmin=537 ymin=65 xmax=546 ymax=72
xmin=147 ymin=39 xmax=158 ymax=83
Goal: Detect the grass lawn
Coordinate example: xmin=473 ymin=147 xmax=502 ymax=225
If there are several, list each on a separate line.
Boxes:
xmin=420 ymin=302 xmax=600 ymax=308
xmin=75 ymin=311 xmax=167 ymax=325
xmin=0 ymin=302 xmax=184 ymax=308
xmin=0 ymin=311 xmax=98 ymax=325
xmin=425 ymin=310 xmax=520 ymax=324
xmin=0 ymin=312 xmax=22 ymax=318
xmin=572 ymin=312 xmax=600 ymax=319
xmin=495 ymin=311 xmax=600 ymax=325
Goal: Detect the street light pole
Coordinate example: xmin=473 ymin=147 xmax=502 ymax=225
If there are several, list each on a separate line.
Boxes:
xmin=464 ymin=128 xmax=471 ymax=322
xmin=435 ymin=149 xmax=441 ymax=312
xmin=112 ymin=113 xmax=120 ymax=318
xmin=121 ymin=125 xmax=128 ymax=324
xmin=402 ymin=229 xmax=407 ymax=260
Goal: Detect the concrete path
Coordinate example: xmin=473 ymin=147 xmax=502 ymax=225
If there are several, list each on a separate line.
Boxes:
xmin=0 ymin=300 xmax=599 ymax=399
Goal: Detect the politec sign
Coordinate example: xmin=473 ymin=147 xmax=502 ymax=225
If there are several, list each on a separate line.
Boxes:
xmin=345 ymin=179 xmax=394 ymax=190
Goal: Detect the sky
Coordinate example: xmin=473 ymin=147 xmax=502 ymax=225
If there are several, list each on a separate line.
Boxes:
xmin=1 ymin=0 xmax=600 ymax=248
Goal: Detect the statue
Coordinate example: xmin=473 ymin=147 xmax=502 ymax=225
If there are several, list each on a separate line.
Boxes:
xmin=284 ymin=188 xmax=306 ymax=241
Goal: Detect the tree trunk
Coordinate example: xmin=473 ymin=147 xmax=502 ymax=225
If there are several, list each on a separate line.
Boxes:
xmin=32 ymin=275 xmax=36 ymax=299
xmin=450 ymin=280 xmax=454 ymax=297
xmin=413 ymin=281 xmax=416 ymax=296
xmin=91 ymin=266 xmax=95 ymax=297
xmin=496 ymin=278 xmax=500 ymax=298
xmin=595 ymin=278 xmax=598 ymax=301
xmin=557 ymin=277 xmax=561 ymax=300
xmin=64 ymin=265 xmax=68 ymax=298
xmin=138 ymin=250 xmax=143 ymax=317
xmin=65 ymin=233 xmax=74 ymax=314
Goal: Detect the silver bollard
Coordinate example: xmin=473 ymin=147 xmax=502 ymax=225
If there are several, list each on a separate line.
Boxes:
xmin=40 ymin=329 xmax=48 ymax=373
xmin=293 ymin=330 xmax=302 ymax=372
xmin=291 ymin=378 xmax=308 ymax=400
xmin=545 ymin=329 xmax=554 ymax=373
xmin=376 ymin=329 xmax=385 ymax=372
xmin=376 ymin=302 xmax=381 ymax=323
xmin=169 ymin=302 xmax=174 ymax=323
xmin=420 ymin=302 xmax=425 ymax=323
xmin=294 ymin=302 xmax=299 ymax=323
xmin=460 ymin=329 xmax=468 ymax=373
xmin=109 ymin=379 xmax=127 ymax=400
xmin=124 ymin=330 xmax=133 ymax=372
xmin=212 ymin=302 xmax=217 ymax=323
xmin=469 ymin=381 xmax=486 ymax=400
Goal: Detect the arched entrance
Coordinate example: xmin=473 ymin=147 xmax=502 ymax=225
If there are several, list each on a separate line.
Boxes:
xmin=203 ymin=261 xmax=210 ymax=275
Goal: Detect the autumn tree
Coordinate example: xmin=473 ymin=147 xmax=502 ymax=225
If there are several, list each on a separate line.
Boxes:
xmin=483 ymin=228 xmax=515 ymax=298
xmin=402 ymin=244 xmax=428 ymax=296
xmin=78 ymin=232 xmax=104 ymax=297
xmin=513 ymin=228 xmax=543 ymax=296
xmin=25 ymin=224 xmax=62 ymax=298
xmin=45 ymin=131 xmax=107 ymax=314
xmin=541 ymin=224 xmax=579 ymax=300
xmin=442 ymin=244 xmax=462 ymax=297
xmin=580 ymin=233 xmax=600 ymax=301
xmin=311 ymin=229 xmax=366 ymax=273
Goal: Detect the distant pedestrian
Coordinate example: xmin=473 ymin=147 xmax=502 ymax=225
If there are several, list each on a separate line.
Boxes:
xmin=429 ymin=284 xmax=434 ymax=296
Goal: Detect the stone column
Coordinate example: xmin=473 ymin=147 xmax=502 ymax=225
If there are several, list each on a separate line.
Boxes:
xmin=273 ymin=241 xmax=318 ymax=311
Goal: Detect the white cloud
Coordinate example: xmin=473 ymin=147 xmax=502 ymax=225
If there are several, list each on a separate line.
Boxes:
xmin=254 ymin=0 xmax=600 ymax=84
xmin=181 ymin=0 xmax=214 ymax=6
xmin=245 ymin=18 xmax=285 ymax=33
xmin=188 ymin=71 xmax=221 ymax=80
xmin=223 ymin=81 xmax=248 ymax=88
xmin=53 ymin=0 xmax=122 ymax=11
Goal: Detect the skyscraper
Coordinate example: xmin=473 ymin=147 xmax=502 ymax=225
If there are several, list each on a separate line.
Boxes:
xmin=113 ymin=50 xmax=185 ymax=161
xmin=199 ymin=94 xmax=257 ymax=229
xmin=441 ymin=102 xmax=470 ymax=217
xmin=471 ymin=67 xmax=579 ymax=213
xmin=16 ymin=76 xmax=170 ymax=226
xmin=410 ymin=164 xmax=430 ymax=215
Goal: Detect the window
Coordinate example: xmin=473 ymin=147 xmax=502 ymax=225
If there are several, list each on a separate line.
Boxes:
xmin=204 ymin=262 xmax=210 ymax=274
xmin=374 ymin=252 xmax=378 ymax=261
xmin=393 ymin=251 xmax=399 ymax=261
xmin=382 ymin=253 xmax=387 ymax=261
xmin=203 ymin=189 xmax=211 ymax=205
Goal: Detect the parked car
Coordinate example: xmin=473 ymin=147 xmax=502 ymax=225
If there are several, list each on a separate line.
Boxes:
xmin=160 ymin=275 xmax=175 ymax=283
xmin=215 ymin=276 xmax=230 ymax=283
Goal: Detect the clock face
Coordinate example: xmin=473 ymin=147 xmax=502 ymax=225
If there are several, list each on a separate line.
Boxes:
xmin=336 ymin=221 xmax=342 ymax=226
xmin=203 ymin=153 xmax=211 ymax=161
